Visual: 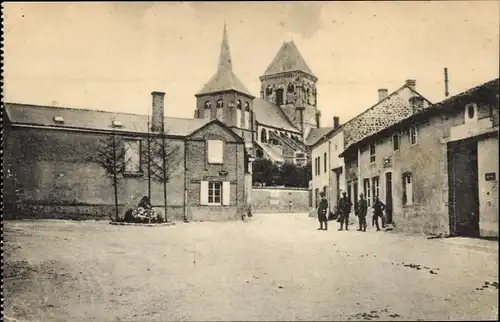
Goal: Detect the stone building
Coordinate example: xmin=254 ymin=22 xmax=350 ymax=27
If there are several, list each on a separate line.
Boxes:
xmin=4 ymin=92 xmax=248 ymax=221
xmin=307 ymin=116 xmax=345 ymax=213
xmin=339 ymin=78 xmax=499 ymax=237
xmin=339 ymin=79 xmax=433 ymax=219
xmin=193 ymin=24 xmax=319 ymax=166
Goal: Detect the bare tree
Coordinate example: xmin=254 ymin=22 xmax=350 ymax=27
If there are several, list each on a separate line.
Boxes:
xmin=88 ymin=130 xmax=129 ymax=222
xmin=146 ymin=129 xmax=181 ymax=222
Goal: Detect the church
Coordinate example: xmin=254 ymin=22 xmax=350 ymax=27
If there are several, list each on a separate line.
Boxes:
xmin=193 ymin=24 xmax=321 ymax=166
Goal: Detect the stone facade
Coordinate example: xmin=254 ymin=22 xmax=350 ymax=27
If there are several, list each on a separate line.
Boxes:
xmin=342 ymin=79 xmax=499 ymax=237
xmin=260 ymin=71 xmax=319 ymax=140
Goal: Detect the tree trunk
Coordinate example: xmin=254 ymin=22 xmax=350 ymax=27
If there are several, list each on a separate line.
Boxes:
xmin=147 ymin=121 xmax=152 ymax=201
xmin=162 ymin=133 xmax=168 ymax=222
xmin=113 ymin=172 xmax=119 ymax=222
xmin=112 ymin=133 xmax=119 ymax=222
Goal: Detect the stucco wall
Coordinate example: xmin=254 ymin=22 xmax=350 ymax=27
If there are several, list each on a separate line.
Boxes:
xmin=477 ymin=136 xmax=499 ymax=237
xmin=251 ymin=188 xmax=309 ymax=213
xmin=349 ymin=112 xmax=454 ymax=236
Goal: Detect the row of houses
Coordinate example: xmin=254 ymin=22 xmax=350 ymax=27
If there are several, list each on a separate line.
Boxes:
xmin=307 ymin=78 xmax=499 ymax=238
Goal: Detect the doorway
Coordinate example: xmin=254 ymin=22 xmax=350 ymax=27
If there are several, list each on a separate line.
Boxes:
xmin=353 ymin=179 xmax=359 ymax=207
xmin=447 ymin=139 xmax=479 ymax=237
xmin=385 ymin=172 xmax=393 ymax=224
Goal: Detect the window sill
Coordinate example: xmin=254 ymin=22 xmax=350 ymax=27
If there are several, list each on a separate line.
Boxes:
xmin=124 ymin=172 xmax=144 ymax=177
xmin=208 ymin=162 xmax=224 ymax=165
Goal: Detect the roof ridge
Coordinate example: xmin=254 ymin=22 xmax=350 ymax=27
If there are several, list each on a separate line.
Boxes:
xmin=4 ymin=102 xmax=150 ymax=117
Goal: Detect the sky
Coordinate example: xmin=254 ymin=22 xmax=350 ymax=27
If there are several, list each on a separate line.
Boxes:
xmin=4 ymin=1 xmax=499 ymax=127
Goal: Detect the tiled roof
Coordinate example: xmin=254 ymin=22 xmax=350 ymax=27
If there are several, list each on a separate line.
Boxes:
xmin=253 ymin=98 xmax=300 ymax=133
xmin=342 ymin=84 xmax=432 ymax=150
xmin=263 ymin=41 xmax=315 ymax=77
xmin=4 ymin=103 xmax=210 ymax=137
xmin=305 ymin=127 xmax=335 ymax=146
xmin=196 ymin=24 xmax=253 ymax=97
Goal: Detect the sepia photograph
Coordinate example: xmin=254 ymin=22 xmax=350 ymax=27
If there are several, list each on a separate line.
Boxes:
xmin=2 ymin=1 xmax=499 ymax=321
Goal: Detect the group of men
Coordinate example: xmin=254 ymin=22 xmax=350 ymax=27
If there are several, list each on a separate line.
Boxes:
xmin=316 ymin=191 xmax=386 ymax=232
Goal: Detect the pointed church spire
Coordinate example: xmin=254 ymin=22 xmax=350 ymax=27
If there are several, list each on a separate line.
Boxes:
xmin=196 ymin=23 xmax=253 ymax=97
xmin=218 ymin=22 xmax=232 ymax=73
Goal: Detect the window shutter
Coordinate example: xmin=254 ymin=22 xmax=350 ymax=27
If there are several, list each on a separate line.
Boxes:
xmin=222 ymin=181 xmax=230 ymax=206
xmin=200 ymin=181 xmax=208 ymax=205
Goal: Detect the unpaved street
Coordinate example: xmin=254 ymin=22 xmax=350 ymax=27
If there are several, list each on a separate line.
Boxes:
xmin=3 ymin=214 xmax=498 ymax=321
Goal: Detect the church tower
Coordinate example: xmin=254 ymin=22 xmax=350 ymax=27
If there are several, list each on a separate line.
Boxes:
xmin=194 ymin=24 xmax=255 ymax=144
xmin=259 ymin=41 xmax=320 ymax=140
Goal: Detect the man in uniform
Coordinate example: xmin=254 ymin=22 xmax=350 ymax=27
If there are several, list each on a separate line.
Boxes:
xmin=317 ymin=191 xmax=329 ymax=231
xmin=356 ymin=193 xmax=368 ymax=232
xmin=338 ymin=192 xmax=352 ymax=231
xmin=372 ymin=196 xmax=386 ymax=231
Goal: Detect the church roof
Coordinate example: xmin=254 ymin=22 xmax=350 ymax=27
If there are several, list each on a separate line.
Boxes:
xmin=253 ymin=98 xmax=300 ymax=133
xmin=196 ymin=24 xmax=253 ymax=97
xmin=262 ymin=41 xmax=315 ymax=78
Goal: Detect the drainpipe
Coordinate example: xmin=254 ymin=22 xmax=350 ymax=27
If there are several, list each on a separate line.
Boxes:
xmin=328 ymin=139 xmax=332 ymax=212
xmin=183 ymin=139 xmax=188 ymax=222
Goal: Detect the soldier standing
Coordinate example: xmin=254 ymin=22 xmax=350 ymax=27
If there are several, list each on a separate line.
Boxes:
xmin=372 ymin=196 xmax=386 ymax=231
xmin=338 ymin=192 xmax=352 ymax=231
xmin=317 ymin=192 xmax=329 ymax=231
xmin=356 ymin=193 xmax=368 ymax=232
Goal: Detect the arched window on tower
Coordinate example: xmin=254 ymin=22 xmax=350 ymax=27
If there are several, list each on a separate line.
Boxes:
xmin=261 ymin=128 xmax=268 ymax=143
xmin=265 ymin=86 xmax=273 ymax=96
xmin=306 ymin=88 xmax=311 ymax=104
xmin=236 ymin=100 xmax=242 ymax=128
xmin=216 ymin=99 xmax=224 ymax=121
xmin=203 ymin=101 xmax=212 ymax=120
xmin=287 ymin=83 xmax=295 ymax=93
xmin=244 ymin=102 xmax=251 ymax=129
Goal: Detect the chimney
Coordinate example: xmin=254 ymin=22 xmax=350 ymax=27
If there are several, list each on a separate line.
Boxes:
xmin=444 ymin=68 xmax=449 ymax=97
xmin=151 ymin=91 xmax=165 ymax=132
xmin=405 ymin=79 xmax=416 ymax=91
xmin=378 ymin=88 xmax=388 ymax=101
xmin=333 ymin=116 xmax=340 ymax=128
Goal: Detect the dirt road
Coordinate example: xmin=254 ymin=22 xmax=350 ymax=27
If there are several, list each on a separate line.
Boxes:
xmin=3 ymin=214 xmax=498 ymax=321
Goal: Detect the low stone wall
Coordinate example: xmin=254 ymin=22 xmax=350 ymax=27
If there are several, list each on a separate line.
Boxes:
xmin=251 ymin=187 xmax=310 ymax=214
xmin=3 ymin=202 xmax=185 ymax=221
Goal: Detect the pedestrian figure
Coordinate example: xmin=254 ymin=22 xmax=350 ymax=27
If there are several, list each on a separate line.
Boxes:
xmin=356 ymin=193 xmax=368 ymax=232
xmin=372 ymin=196 xmax=386 ymax=231
xmin=317 ymin=192 xmax=328 ymax=231
xmin=338 ymin=192 xmax=352 ymax=231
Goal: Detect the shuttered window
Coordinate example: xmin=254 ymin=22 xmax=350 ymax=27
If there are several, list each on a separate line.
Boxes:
xmin=200 ymin=181 xmax=230 ymax=206
xmin=222 ymin=181 xmax=230 ymax=206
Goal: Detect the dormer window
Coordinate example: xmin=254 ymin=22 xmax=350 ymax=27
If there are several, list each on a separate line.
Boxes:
xmin=465 ymin=103 xmax=478 ymax=123
xmin=217 ymin=100 xmax=223 ymax=109
xmin=112 ymin=120 xmax=123 ymax=128
xmin=53 ymin=116 xmax=64 ymax=124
